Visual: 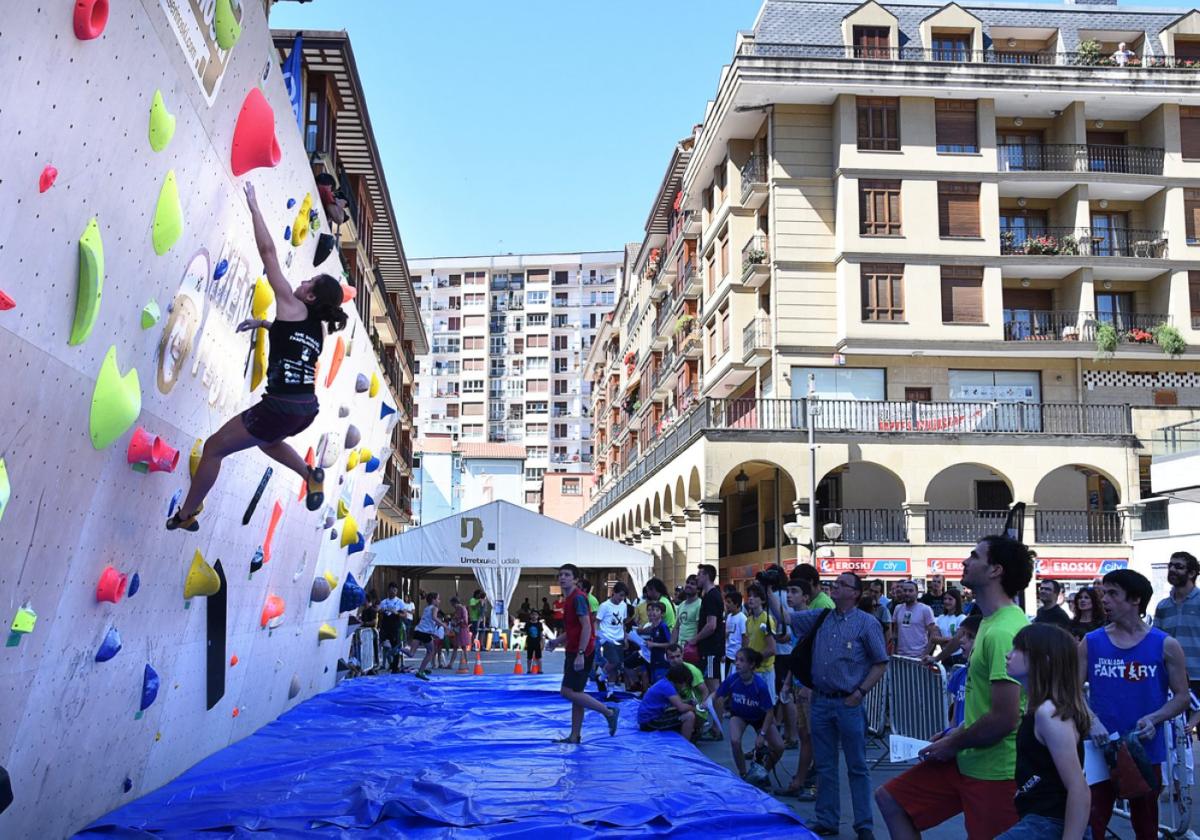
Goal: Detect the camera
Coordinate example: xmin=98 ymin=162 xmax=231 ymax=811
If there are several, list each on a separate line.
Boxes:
xmin=755 ymin=564 xmax=788 ymax=591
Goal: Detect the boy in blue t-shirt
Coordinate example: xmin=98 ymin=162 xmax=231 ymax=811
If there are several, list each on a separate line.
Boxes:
xmin=716 ymin=647 xmax=784 ymax=781
xmin=524 ymin=610 xmax=545 ymax=672
xmin=944 ymin=613 xmax=980 ymax=728
xmin=637 ymin=663 xmax=698 ymax=739
xmin=644 ymin=601 xmax=672 ymax=683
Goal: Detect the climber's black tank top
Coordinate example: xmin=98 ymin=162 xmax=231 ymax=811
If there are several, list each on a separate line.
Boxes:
xmin=265 ymin=309 xmax=323 ymax=397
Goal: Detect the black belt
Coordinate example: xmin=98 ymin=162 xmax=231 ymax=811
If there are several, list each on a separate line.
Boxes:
xmin=814 ymin=689 xmax=852 ymax=699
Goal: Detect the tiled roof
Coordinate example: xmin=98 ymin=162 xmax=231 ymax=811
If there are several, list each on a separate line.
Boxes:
xmin=755 ymin=0 xmax=1190 ymax=51
xmin=414 ymin=437 xmax=526 ymax=460
xmin=415 ymin=437 xmax=454 ymax=454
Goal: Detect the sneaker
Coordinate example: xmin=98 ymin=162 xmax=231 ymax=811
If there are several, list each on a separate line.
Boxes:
xmin=304 ymin=466 xmax=325 ymax=512
xmin=797 ymin=787 xmax=817 ymax=802
xmin=413 ymin=670 xmax=429 ymax=681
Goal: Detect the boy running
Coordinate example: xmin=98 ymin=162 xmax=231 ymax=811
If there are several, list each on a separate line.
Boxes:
xmin=546 ymin=564 xmax=619 ymax=744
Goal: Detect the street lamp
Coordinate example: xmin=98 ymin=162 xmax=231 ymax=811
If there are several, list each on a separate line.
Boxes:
xmin=735 ymin=469 xmax=750 ymax=494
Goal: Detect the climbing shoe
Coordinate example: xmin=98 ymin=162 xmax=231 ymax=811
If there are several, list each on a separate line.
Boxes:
xmin=304 ymin=466 xmax=325 ymax=512
xmin=166 ymin=504 xmax=203 ymax=532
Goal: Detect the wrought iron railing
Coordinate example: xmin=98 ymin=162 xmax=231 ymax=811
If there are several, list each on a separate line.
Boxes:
xmin=739 ymin=42 xmax=1200 ymax=70
xmin=740 ymin=155 xmax=767 ymax=202
xmin=999 ymin=227 xmax=1168 ymax=258
xmin=742 ymin=315 xmax=771 ymax=359
xmin=741 ymin=235 xmax=769 ymax=282
xmin=1002 ymin=310 xmax=1171 ymax=342
xmin=1035 ymin=510 xmax=1124 ymax=544
xmin=927 ymin=510 xmax=1009 ymax=543
xmin=818 ymin=508 xmax=908 ymax=543
xmin=998 ymin=144 xmax=1164 ymax=175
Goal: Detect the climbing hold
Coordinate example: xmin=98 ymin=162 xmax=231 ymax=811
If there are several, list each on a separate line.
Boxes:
xmin=336 ymin=498 xmax=349 ymax=520
xmin=309 ymin=209 xmax=320 ymax=232
xmin=128 ymin=573 xmax=140 ymax=597
xmin=310 ymin=577 xmax=331 ymax=603
xmin=369 ymin=372 xmax=380 ymax=398
xmin=260 ymin=593 xmax=285 ymax=628
xmin=214 ymin=0 xmax=242 ymax=50
xmin=249 ymin=546 xmax=264 ymax=575
xmin=340 ymin=514 xmax=358 ymax=548
xmin=148 ymin=90 xmax=175 ymax=152
xmin=324 ymin=336 xmax=345 ymax=388
xmin=89 ymin=346 xmax=141 ymax=449
xmin=286 ymin=198 xmax=296 ymax=209
xmin=318 ymin=623 xmax=338 ymax=642
xmin=283 ymin=225 xmax=291 ymax=242
xmin=319 ymin=440 xmax=341 ymax=470
xmin=126 ymin=427 xmax=180 ymax=473
xmin=242 ymin=466 xmax=272 ymax=525
xmin=380 ymin=402 xmax=396 ymax=420
xmin=314 ymin=233 xmax=336 ymax=267
xmin=355 ymin=373 xmax=370 ymax=393
xmin=96 ymin=565 xmax=128 ymax=603
xmin=344 ymin=424 xmax=361 ymax=449
xmin=231 ymin=87 xmax=281 ymax=177
xmin=0 ymin=458 xmax=9 ymax=524
xmin=341 ymin=283 xmax=356 ymax=303
xmin=364 ymin=493 xmax=375 ymax=508
xmin=39 ymin=164 xmax=58 ymax=193
xmin=95 ymin=626 xmax=121 ymax=662
xmin=340 ymin=572 xmax=365 ymax=612
xmin=184 ymin=549 xmax=220 ymax=599
xmin=323 ymin=571 xmax=339 ymax=589
xmin=152 ymin=169 xmax=183 ymax=256
xmin=167 ymin=489 xmax=182 ymax=519
xmin=140 ymin=664 xmax=159 ymax=711
xmin=263 ymin=500 xmax=283 ymax=564
xmin=10 ymin=604 xmax=36 ymax=635
xmin=250 ymin=276 xmax=274 ymax=391
xmin=122 ymin=777 xmax=132 ymax=793
xmin=288 ymin=674 xmax=301 ymax=699
xmin=358 ymin=447 xmax=373 ymax=463
xmin=347 ymin=532 xmax=365 ymax=555
xmin=338 ymin=405 xmax=350 ymax=418
xmin=297 ymin=447 xmax=315 ymax=501
xmin=71 ymin=217 xmax=104 ymax=346
xmin=141 ymin=299 xmax=161 ymax=329
xmin=290 ymin=193 xmax=312 ymax=246
xmin=229 ymin=654 xmax=238 ymax=667
xmin=329 ymin=530 xmax=337 ymax=541
xmin=74 ymin=0 xmax=109 ymax=40
xmin=213 ymin=259 xmax=229 ymax=281
xmin=345 ymin=450 xmax=360 ymax=471
xmin=364 ymin=456 xmax=381 ymax=473
xmin=0 ymin=290 xmax=13 ymax=311
xmin=231 ymin=707 xmax=240 ymax=718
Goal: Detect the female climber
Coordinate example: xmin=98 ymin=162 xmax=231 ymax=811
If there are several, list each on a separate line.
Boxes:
xmin=166 ymin=181 xmax=345 ymax=531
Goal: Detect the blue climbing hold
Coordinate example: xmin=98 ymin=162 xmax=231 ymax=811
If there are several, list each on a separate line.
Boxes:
xmin=364 ymin=457 xmax=381 ymax=473
xmin=128 ymin=573 xmax=140 ymax=597
xmin=339 ymin=572 xmax=365 ymax=613
xmin=250 ymin=547 xmax=264 ymax=575
xmin=140 ymin=664 xmax=160 ymax=711
xmin=364 ymin=493 xmax=375 ymax=508
xmin=213 ymin=259 xmax=229 ymax=281
xmin=286 ymin=198 xmax=296 ymax=209
xmin=95 ymin=627 xmax=122 ymax=662
xmin=283 ymin=226 xmax=291 ymax=241
xmin=380 ymin=402 xmax=396 ymax=419
xmin=167 ymin=489 xmax=182 ymax=518
xmin=348 ymin=533 xmax=365 ymax=556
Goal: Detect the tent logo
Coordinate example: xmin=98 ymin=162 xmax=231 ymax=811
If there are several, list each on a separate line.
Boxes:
xmin=460 ymin=517 xmax=483 ymax=550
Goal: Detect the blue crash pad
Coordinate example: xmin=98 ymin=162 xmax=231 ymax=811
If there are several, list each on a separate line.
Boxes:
xmin=81 ymin=674 xmax=811 ymax=838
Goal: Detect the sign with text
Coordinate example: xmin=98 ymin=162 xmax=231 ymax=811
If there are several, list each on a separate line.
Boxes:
xmin=1036 ymin=557 xmax=1128 ymax=580
xmin=817 ymin=557 xmax=910 ymax=577
xmin=928 ymin=558 xmax=965 ymax=577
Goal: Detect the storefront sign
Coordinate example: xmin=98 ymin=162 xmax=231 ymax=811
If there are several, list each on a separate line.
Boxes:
xmin=928 ymin=558 xmax=965 ymax=577
xmin=1036 ymin=557 xmax=1128 ymax=580
xmin=817 ymin=557 xmax=910 ymax=577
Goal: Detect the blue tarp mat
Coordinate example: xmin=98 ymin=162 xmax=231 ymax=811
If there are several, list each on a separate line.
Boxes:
xmin=80 ymin=674 xmax=813 ymax=839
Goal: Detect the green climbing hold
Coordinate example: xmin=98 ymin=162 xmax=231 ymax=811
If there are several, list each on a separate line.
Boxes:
xmin=148 ymin=89 xmax=176 ymax=152
xmin=214 ymin=0 xmax=242 ymax=51
xmin=141 ymin=299 xmax=160 ymax=329
xmin=0 ymin=458 xmax=9 ymax=525
xmin=90 ymin=346 xmax=141 ymax=450
xmin=153 ymin=170 xmax=183 ymax=256
xmin=71 ymin=217 xmax=104 ymax=346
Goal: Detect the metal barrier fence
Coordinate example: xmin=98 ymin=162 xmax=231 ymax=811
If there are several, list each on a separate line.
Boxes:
xmin=863 ymin=669 xmax=889 ymax=738
xmin=352 ymin=627 xmax=379 ymax=674
xmin=888 ymin=656 xmax=948 ymax=742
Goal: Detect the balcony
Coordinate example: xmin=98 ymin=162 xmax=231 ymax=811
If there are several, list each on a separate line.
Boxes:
xmin=997 ymin=144 xmax=1164 ymax=176
xmin=740 ymin=235 xmax=770 ymax=288
xmin=999 ymin=228 xmax=1168 ymax=258
xmin=674 ymin=316 xmax=702 ymax=358
xmin=1035 ymin=510 xmax=1124 ymax=544
xmin=673 ymin=259 xmax=700 ymax=301
xmin=742 ymin=315 xmax=771 ymax=366
xmin=927 ymin=510 xmax=1008 ymax=543
xmin=1002 ymin=310 xmax=1172 ymax=344
xmin=739 ymin=154 xmax=768 ymax=209
xmin=817 ymin=508 xmax=908 ymax=543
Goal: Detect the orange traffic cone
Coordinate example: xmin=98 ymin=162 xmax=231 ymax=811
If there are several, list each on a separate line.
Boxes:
xmin=530 ymin=659 xmax=541 ymax=675
xmin=456 ymin=651 xmax=470 ymax=675
xmin=513 ymin=650 xmax=524 ymax=675
xmin=473 ymin=648 xmax=484 ymax=676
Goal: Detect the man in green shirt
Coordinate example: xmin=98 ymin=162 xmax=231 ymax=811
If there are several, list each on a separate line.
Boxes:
xmin=467 ymin=590 xmax=482 ymax=634
xmin=876 ymin=535 xmax=1032 ymax=839
xmin=674 ymin=576 xmax=701 ymax=645
xmin=792 ymin=564 xmax=834 ymax=610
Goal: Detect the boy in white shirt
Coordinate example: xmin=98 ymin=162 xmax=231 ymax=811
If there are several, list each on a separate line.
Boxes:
xmin=724 ymin=591 xmax=747 ymax=679
xmin=596 ymin=583 xmax=630 ymax=698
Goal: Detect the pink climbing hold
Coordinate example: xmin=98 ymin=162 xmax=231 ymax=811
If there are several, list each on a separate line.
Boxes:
xmin=96 ymin=565 xmax=128 ymax=603
xmin=39 ymin=165 xmax=58 ymax=193
xmin=73 ymin=0 xmax=108 ymax=40
xmin=126 ymin=427 xmax=180 ymax=473
xmin=0 ymin=291 xmax=14 ymax=311
xmin=230 ymin=88 xmax=281 ymax=177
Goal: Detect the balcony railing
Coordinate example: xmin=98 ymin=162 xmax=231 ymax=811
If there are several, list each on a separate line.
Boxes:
xmin=998 ymin=144 xmax=1164 ymax=176
xmin=927 ymin=510 xmax=1009 ymax=543
xmin=739 ymin=42 xmax=1200 ymax=70
xmin=740 ymin=155 xmax=767 ymax=203
xmin=1035 ymin=510 xmax=1124 ymax=544
xmin=1152 ymin=418 xmax=1200 ymax=456
xmin=999 ymin=227 xmax=1168 ymax=258
xmin=817 ymin=508 xmax=908 ymax=543
xmin=673 ymin=259 xmax=698 ymax=299
xmin=741 ymin=235 xmax=769 ymax=282
xmin=742 ymin=315 xmax=771 ymax=358
xmin=1002 ymin=310 xmax=1171 ymax=343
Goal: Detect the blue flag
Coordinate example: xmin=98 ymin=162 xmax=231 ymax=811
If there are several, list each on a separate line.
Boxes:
xmin=282 ymin=33 xmax=304 ymax=134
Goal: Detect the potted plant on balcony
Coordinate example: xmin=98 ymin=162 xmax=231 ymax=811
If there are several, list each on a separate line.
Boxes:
xmin=675 ymin=313 xmax=695 ymax=335
xmin=745 ymin=245 xmax=767 ymax=265
xmin=1077 ymin=39 xmax=1102 ymax=66
xmin=1023 ymin=235 xmax=1060 ymax=255
xmin=1153 ymin=323 xmax=1187 ymax=356
xmin=1095 ymin=322 xmax=1119 ymax=358
xmin=1126 ymin=326 xmax=1155 ymax=344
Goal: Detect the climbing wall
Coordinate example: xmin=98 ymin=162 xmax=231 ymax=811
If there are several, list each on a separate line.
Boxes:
xmin=0 ymin=4 xmax=393 ymax=836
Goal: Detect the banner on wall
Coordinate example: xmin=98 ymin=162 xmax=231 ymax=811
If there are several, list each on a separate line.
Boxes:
xmin=159 ymin=0 xmax=239 ymax=105
xmin=928 ymin=557 xmax=965 ymax=577
xmin=282 ymin=33 xmax=305 ymax=133
xmin=817 ymin=557 xmax=911 ymax=577
xmin=1035 ymin=557 xmax=1128 ymax=580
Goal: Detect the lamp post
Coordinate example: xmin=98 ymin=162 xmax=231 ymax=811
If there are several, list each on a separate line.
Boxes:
xmin=783 ymin=520 xmax=843 ymax=565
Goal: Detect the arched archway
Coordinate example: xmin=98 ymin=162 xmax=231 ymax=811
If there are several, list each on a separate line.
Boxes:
xmin=817 ymin=462 xmax=907 ymax=543
xmin=924 ymin=463 xmax=1014 ymax=544
xmin=674 ymin=476 xmax=686 ymax=510
xmin=688 ymin=467 xmax=702 ymax=505
xmin=1033 ymin=464 xmax=1123 ymax=544
xmin=717 ymin=460 xmax=799 ymax=562
xmin=662 ymin=483 xmax=673 ymax=518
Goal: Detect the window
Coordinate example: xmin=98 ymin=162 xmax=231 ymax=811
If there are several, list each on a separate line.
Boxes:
xmin=528 ymin=334 xmax=549 ymax=348
xmin=528 ymin=269 xmax=549 ymax=284
xmin=464 ymin=293 xmax=485 ymax=305
xmin=791 ymin=367 xmax=885 ymax=400
xmin=935 ymin=100 xmax=978 ymax=153
xmin=463 ymin=314 xmax=485 ymax=329
xmin=527 ymin=313 xmax=548 ymax=326
xmin=554 ymin=270 xmax=569 ymax=285
xmin=528 ymin=379 xmax=549 ymax=393
xmin=553 ymin=380 xmax=568 ymax=395
xmin=1095 ymin=292 xmax=1135 ymax=329
xmin=462 ymin=402 xmax=484 ymax=417
xmin=527 ymin=422 xmax=548 ymax=435
xmin=938 ymin=182 xmax=981 ymax=238
xmin=525 ymin=468 xmax=546 ymax=482
xmin=720 ymin=305 xmax=730 ymax=351
xmin=856 ymin=97 xmax=900 ymax=150
xmin=464 ymin=271 xmax=486 ymax=286
xmin=940 ymin=266 xmax=985 ymax=323
xmin=1183 ymin=107 xmax=1200 ymax=160
xmin=562 ymin=478 xmax=581 ymax=496
xmin=553 ymin=335 xmax=568 ymax=351
xmin=1187 ymin=190 xmax=1200 ymax=244
xmin=553 ymin=424 xmax=568 ymax=438
xmin=447 ymin=317 xmax=461 ymax=331
xmin=447 ymin=403 xmax=460 ymax=418
xmin=931 ymin=34 xmax=971 ymax=62
xmin=1191 ymin=272 xmax=1200 ymax=329
xmin=852 ymin=25 xmax=891 ymax=58
xmin=463 ymin=379 xmax=484 ymax=394
xmin=948 ymin=370 xmax=1039 ymax=403
xmin=463 ymin=336 xmax=484 ymax=350
xmin=526 ymin=401 xmax=548 ymax=414
xmin=525 ymin=491 xmax=542 ymax=505
xmin=527 ymin=290 xmax=548 ymax=305
xmin=860 ymin=263 xmax=905 ymax=321
xmin=463 ymin=358 xmax=484 ymax=372
xmin=859 ymin=180 xmax=902 ymax=235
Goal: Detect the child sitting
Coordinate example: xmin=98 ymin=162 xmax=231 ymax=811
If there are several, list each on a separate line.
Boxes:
xmin=644 ymin=601 xmax=671 ymax=683
xmin=637 ymin=663 xmax=698 ymax=740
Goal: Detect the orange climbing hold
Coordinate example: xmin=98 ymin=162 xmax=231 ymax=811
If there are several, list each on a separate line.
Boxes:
xmin=96 ymin=565 xmax=128 ymax=603
xmin=262 ymin=500 xmax=283 ymax=564
xmin=297 ymin=448 xmax=315 ymax=501
xmin=324 ymin=336 xmax=345 ymax=387
xmin=229 ymin=654 xmax=239 ymax=667
xmin=341 ymin=284 xmax=356 ymax=303
xmin=260 ymin=594 xmax=285 ymax=628
xmin=231 ymin=707 xmax=240 ymax=718
xmin=231 ymin=88 xmax=281 ymax=177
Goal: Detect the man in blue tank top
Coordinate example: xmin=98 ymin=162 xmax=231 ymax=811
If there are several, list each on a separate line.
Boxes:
xmin=1081 ymin=568 xmax=1189 ymax=840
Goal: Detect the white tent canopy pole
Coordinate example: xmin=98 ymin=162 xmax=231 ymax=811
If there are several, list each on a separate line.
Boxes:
xmin=472 ymin=566 xmax=520 ymax=630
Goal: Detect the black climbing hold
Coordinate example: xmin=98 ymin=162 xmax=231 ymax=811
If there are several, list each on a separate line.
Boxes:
xmin=313 ymin=232 xmax=335 ymax=267
xmin=206 ymin=560 xmax=228 ymax=711
xmin=242 ymin=467 xmax=273 ymax=525
xmin=0 ymin=764 xmax=12 ymax=814
xmin=250 ymin=547 xmax=264 ymax=575
xmin=123 ymin=777 xmax=132 ymax=793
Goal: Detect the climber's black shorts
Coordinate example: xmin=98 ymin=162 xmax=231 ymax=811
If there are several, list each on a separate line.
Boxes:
xmin=241 ymin=395 xmax=319 ymax=444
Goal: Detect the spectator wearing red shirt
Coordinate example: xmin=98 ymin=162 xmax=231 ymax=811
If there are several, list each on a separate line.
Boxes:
xmin=552 ymin=596 xmax=565 ymax=633
xmin=546 ymin=563 xmax=619 ymax=744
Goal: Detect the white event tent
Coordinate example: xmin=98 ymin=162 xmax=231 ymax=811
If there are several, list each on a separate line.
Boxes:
xmin=369 ymin=500 xmax=654 ymax=628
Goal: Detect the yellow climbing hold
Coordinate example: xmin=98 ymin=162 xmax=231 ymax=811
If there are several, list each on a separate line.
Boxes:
xmin=336 ymin=498 xmax=349 ymax=520
xmin=0 ymin=458 xmax=8 ymax=525
xmin=71 ymin=217 xmax=104 ymax=346
xmin=318 ymin=623 xmax=338 ymax=641
xmin=323 ymin=571 xmax=339 ymax=589
xmin=188 ymin=438 xmax=203 ymax=477
xmin=141 ymin=299 xmax=161 ymax=329
xmin=148 ymin=90 xmax=176 ymax=152
xmin=153 ymin=169 xmax=184 ymax=256
xmin=11 ymin=603 xmax=36 ymax=635
xmin=183 ymin=549 xmax=220 ymax=599
xmin=340 ymin=514 xmax=358 ymax=548
xmin=214 ymin=0 xmax=242 ymax=51
xmin=290 ymin=193 xmax=312 ymax=246
xmin=89 ymin=346 xmax=141 ymax=450
xmin=250 ymin=277 xmax=274 ymax=391
xmin=358 ymin=448 xmax=372 ymax=463
xmin=346 ymin=450 xmax=360 ymax=471
xmin=368 ymin=372 xmax=380 ymax=398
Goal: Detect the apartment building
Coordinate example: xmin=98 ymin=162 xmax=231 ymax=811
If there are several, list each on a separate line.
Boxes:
xmin=412 ymin=437 xmax=527 ymax=526
xmin=582 ymin=0 xmax=1200 ymax=594
xmin=409 ymin=252 xmax=621 ymax=507
xmin=273 ymin=30 xmax=426 ymax=537
xmin=540 ymin=472 xmax=597 ymax=524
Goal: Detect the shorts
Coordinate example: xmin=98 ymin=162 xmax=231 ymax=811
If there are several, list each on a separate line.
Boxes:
xmin=758 ymin=669 xmax=777 ymax=705
xmin=561 ymin=652 xmax=594 ymax=692
xmin=411 ymin=630 xmax=433 ymax=644
xmin=997 ymin=814 xmax=1093 ymax=840
xmin=698 ymin=654 xmax=721 ymax=681
xmin=601 ymin=642 xmax=623 ymax=668
xmin=241 ymin=395 xmax=319 ymax=444
xmin=881 ymin=758 xmax=1019 ymax=839
xmin=526 ymin=639 xmax=543 ymax=657
xmin=775 ymin=662 xmax=791 ymax=700
xmin=639 ymin=708 xmax=685 ymax=732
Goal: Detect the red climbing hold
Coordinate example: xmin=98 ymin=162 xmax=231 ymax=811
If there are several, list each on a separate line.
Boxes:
xmin=341 ymin=284 xmax=356 ymax=304
xmin=230 ymin=88 xmax=281 ymax=177
xmin=96 ymin=565 xmax=128 ymax=603
xmin=126 ymin=427 xmax=180 ymax=474
xmin=297 ymin=448 xmax=315 ymax=501
xmin=73 ymin=0 xmax=109 ymax=40
xmin=39 ymin=165 xmax=58 ymax=193
xmin=231 ymin=707 xmax=240 ymax=718
xmin=229 ymin=654 xmax=239 ymax=667
xmin=260 ymin=593 xmax=285 ymax=628
xmin=0 ymin=291 xmax=13 ymax=311
xmin=262 ymin=500 xmax=283 ymax=564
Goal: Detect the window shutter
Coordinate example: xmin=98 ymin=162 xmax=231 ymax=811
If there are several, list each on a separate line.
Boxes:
xmin=1190 ymin=271 xmax=1200 ymax=325
xmin=1186 ymin=189 xmax=1200 ymax=243
xmin=935 ymin=100 xmax=978 ymax=150
xmin=938 ymin=183 xmax=980 ymax=237
xmin=1183 ymin=108 xmax=1200 ymax=160
xmin=940 ymin=267 xmax=984 ymax=323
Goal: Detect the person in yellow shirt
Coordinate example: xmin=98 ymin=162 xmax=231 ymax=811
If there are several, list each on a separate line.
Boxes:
xmin=741 ymin=583 xmax=778 ymax=704
xmin=634 ymin=579 xmax=676 ymax=631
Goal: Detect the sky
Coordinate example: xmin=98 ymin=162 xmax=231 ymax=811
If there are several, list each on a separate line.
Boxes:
xmin=269 ymin=0 xmax=1175 ymax=260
